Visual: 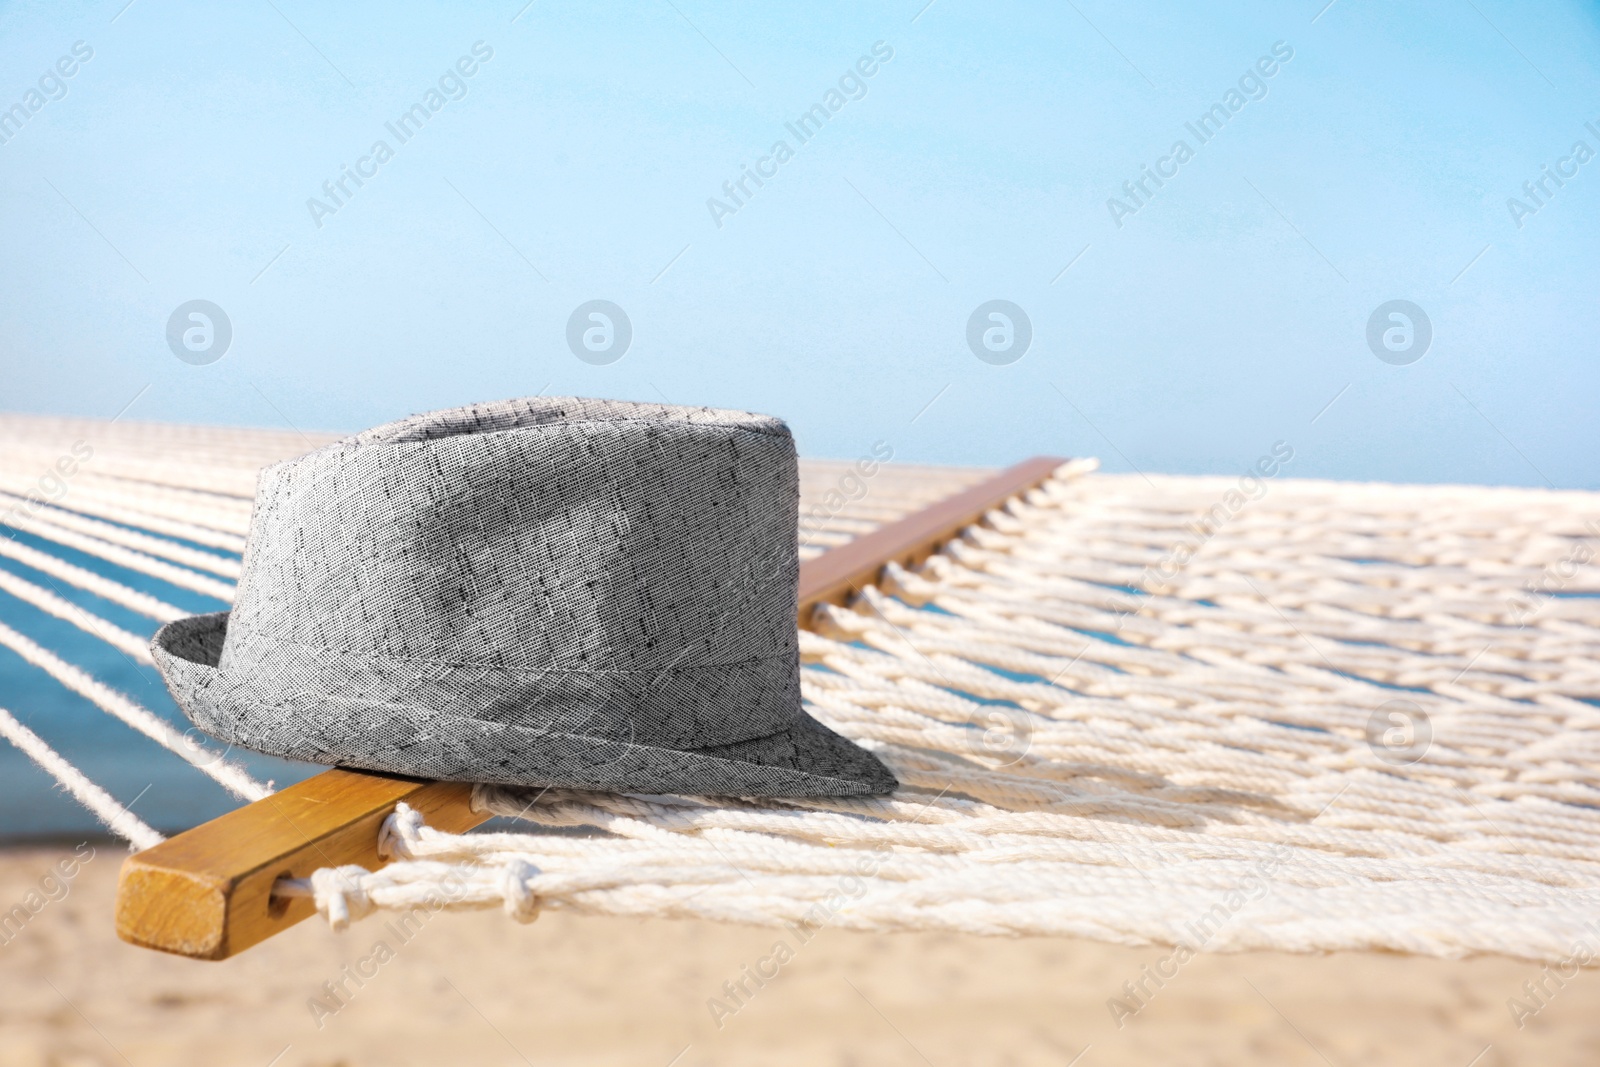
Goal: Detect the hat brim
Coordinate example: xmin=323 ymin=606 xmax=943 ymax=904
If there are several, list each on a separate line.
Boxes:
xmin=151 ymin=612 xmax=897 ymax=798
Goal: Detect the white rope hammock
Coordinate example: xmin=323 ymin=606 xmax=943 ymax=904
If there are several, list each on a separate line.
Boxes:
xmin=4 ymin=415 xmax=1600 ymax=961
xmin=281 ymin=469 xmax=1600 ymax=962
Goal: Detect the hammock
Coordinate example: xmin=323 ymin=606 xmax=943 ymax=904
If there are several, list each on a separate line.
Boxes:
xmin=4 ymin=415 xmax=1600 ymax=963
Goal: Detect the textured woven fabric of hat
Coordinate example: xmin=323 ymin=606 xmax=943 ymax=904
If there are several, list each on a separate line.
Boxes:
xmin=149 ymin=397 xmax=897 ymax=797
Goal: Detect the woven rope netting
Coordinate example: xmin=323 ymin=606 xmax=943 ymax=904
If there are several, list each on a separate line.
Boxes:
xmin=292 ymin=465 xmax=1600 ymax=963
xmin=5 ymin=416 xmax=1600 ymax=961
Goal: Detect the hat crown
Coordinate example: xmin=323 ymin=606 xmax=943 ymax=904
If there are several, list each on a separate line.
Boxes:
xmin=218 ymin=397 xmax=801 ymax=747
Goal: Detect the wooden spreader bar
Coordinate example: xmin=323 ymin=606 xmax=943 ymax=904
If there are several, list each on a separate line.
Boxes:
xmin=115 ymin=456 xmax=1066 ymax=960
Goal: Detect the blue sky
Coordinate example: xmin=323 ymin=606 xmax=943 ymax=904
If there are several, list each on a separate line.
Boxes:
xmin=1 ymin=0 xmax=1597 ymax=486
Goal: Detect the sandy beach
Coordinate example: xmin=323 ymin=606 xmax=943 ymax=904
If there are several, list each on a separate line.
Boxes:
xmin=1 ymin=843 xmax=1596 ymax=1067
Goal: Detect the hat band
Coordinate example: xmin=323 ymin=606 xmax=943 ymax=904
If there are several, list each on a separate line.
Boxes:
xmin=190 ymin=628 xmax=803 ymax=749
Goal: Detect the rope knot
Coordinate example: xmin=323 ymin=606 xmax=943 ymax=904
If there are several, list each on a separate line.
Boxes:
xmin=879 ymin=562 xmax=934 ymax=605
xmin=501 ymin=859 xmax=541 ymax=924
xmin=310 ymin=864 xmax=377 ymax=932
xmin=378 ymin=802 xmax=427 ymax=860
xmin=810 ymin=602 xmax=872 ymax=640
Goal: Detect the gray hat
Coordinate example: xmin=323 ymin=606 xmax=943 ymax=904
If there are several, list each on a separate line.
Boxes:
xmin=151 ymin=397 xmax=897 ymax=797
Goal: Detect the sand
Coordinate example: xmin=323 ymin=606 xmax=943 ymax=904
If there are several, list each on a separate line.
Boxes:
xmin=2 ymin=844 xmax=1597 ymax=1066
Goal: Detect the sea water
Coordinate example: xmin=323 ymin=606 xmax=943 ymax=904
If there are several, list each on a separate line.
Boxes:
xmin=0 ymin=524 xmax=319 ymax=842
